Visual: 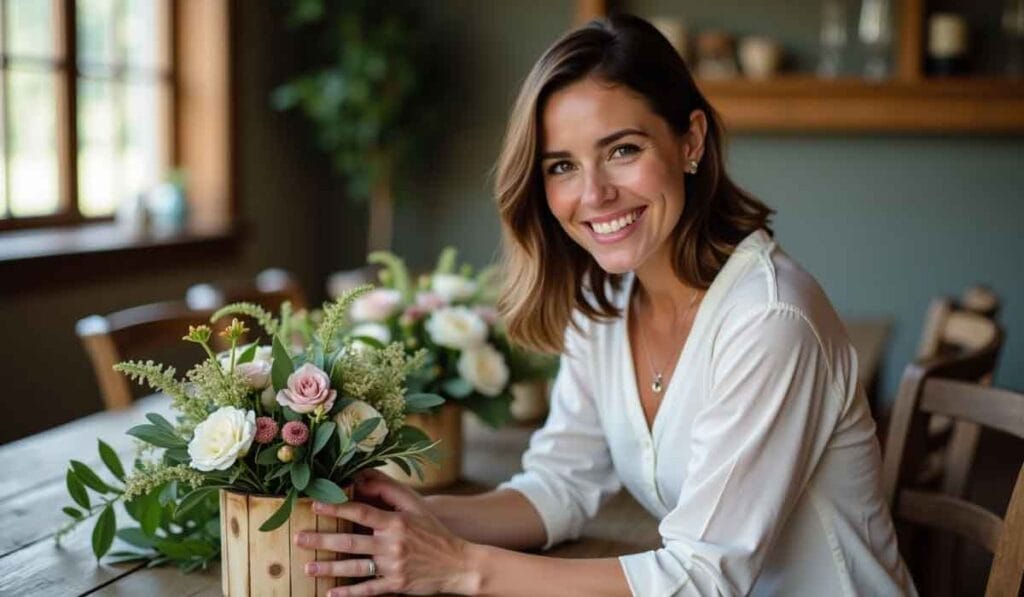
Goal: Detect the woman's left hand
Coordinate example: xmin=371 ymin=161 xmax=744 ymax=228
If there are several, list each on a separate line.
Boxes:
xmin=293 ymin=469 xmax=478 ymax=596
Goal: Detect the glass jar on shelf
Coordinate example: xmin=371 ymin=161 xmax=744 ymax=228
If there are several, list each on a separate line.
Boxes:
xmin=858 ymin=0 xmax=893 ymax=80
xmin=817 ymin=0 xmax=849 ymax=78
xmin=695 ymin=31 xmax=739 ymax=80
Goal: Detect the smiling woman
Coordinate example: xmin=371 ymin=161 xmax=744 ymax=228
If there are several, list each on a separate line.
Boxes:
xmin=294 ymin=14 xmax=918 ymax=597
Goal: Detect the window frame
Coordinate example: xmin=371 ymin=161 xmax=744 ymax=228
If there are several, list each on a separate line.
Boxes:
xmin=0 ymin=0 xmax=177 ymax=232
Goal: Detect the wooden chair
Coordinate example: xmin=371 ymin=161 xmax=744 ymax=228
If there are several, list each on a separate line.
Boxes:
xmin=76 ymin=301 xmax=214 ymax=410
xmin=185 ymin=268 xmax=307 ymax=312
xmin=882 ymin=336 xmax=1022 ymax=596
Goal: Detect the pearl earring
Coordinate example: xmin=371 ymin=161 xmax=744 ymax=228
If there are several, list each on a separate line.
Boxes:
xmin=686 ymin=159 xmax=699 ymax=174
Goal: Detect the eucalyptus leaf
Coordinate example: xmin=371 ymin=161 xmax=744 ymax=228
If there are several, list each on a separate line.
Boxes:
xmin=404 ymin=392 xmax=445 ymax=413
xmin=66 ymin=469 xmax=90 ymax=509
xmin=441 ymin=377 xmax=473 ymax=399
xmin=126 ymin=424 xmax=187 ymax=449
xmin=97 ymin=440 xmax=125 ymax=481
xmin=350 ymin=417 xmax=381 ymax=445
xmin=272 ymin=335 xmax=296 ymax=392
xmin=70 ymin=461 xmax=112 ymax=494
xmin=256 ymin=445 xmax=284 ymax=465
xmin=259 ymin=491 xmax=296 ymax=532
xmin=282 ymin=406 xmax=302 ymax=422
xmin=304 ymin=478 xmax=348 ymax=504
xmin=291 ymin=462 xmax=311 ymax=491
xmin=145 ymin=413 xmax=176 ymax=432
xmin=62 ymin=506 xmax=83 ymax=519
xmin=140 ymin=494 xmax=163 ymax=537
xmin=236 ymin=342 xmax=259 ymax=365
xmin=117 ymin=527 xmax=156 ymax=549
xmin=311 ymin=422 xmax=336 ymax=456
xmin=91 ymin=504 xmax=116 ymax=560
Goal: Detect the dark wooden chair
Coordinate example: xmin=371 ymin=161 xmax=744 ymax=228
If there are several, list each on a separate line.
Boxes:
xmin=76 ymin=301 xmax=214 ymax=410
xmin=882 ymin=336 xmax=1022 ymax=596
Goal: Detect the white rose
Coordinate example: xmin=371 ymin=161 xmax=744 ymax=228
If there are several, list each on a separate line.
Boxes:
xmin=457 ymin=343 xmax=510 ymax=397
xmin=253 ymin=345 xmax=274 ymax=363
xmin=425 ymin=306 xmax=487 ymax=350
xmin=349 ymin=322 xmax=392 ymax=353
xmin=334 ymin=400 xmax=389 ymax=453
xmin=260 ymin=385 xmax=277 ymax=411
xmin=431 ymin=273 xmax=477 ymax=303
xmin=350 ymin=288 xmax=403 ymax=322
xmin=218 ymin=346 xmax=273 ymax=389
xmin=187 ymin=406 xmax=257 ymax=471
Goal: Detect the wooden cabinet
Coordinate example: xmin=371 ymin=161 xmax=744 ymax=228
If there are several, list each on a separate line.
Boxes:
xmin=575 ymin=0 xmax=1024 ymax=133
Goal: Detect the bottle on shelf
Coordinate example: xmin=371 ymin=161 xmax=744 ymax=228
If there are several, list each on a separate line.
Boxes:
xmin=817 ymin=0 xmax=849 ymax=78
xmin=858 ymin=0 xmax=893 ymax=80
xmin=927 ymin=13 xmax=969 ymax=76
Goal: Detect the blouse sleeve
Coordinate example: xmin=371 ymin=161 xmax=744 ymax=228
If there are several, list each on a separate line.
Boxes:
xmin=498 ymin=323 xmax=621 ymax=549
xmin=619 ymin=304 xmax=843 ymax=596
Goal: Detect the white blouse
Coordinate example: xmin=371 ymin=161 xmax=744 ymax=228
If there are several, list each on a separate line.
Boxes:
xmin=499 ymin=230 xmax=917 ymax=596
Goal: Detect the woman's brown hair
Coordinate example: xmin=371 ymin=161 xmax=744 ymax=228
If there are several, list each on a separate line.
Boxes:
xmin=496 ymin=14 xmax=773 ymax=354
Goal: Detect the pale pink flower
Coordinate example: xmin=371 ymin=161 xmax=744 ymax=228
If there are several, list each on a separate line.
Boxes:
xmin=350 ymin=288 xmax=403 ymax=322
xmin=399 ymin=305 xmax=427 ymax=327
xmin=415 ymin=291 xmax=447 ymax=312
xmin=276 ymin=363 xmax=337 ymax=414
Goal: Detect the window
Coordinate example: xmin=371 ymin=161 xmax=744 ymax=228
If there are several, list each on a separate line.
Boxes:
xmin=0 ymin=0 xmax=173 ymax=230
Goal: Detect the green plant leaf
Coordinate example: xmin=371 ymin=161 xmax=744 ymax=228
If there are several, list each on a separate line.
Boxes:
xmin=62 ymin=506 xmax=83 ymax=519
xmin=272 ymin=335 xmax=296 ymax=392
xmin=256 ymin=444 xmax=283 ymax=465
xmin=158 ymin=481 xmax=178 ymax=506
xmin=396 ymin=424 xmax=431 ymax=445
xmin=391 ymin=457 xmax=412 ymax=477
xmin=259 ymin=490 xmax=296 ymax=532
xmin=441 ymin=377 xmax=473 ymax=399
xmin=311 ymin=422 xmax=336 ymax=456
xmin=145 ymin=413 xmax=176 ymax=432
xmin=282 ymin=406 xmax=302 ymax=422
xmin=236 ymin=342 xmax=258 ymax=365
xmin=266 ymin=464 xmax=292 ymax=481
xmin=66 ymin=469 xmax=90 ymax=509
xmin=126 ymin=424 xmax=187 ymax=449
xmin=140 ymin=495 xmax=162 ymax=537
xmin=349 ymin=417 xmax=381 ymax=445
xmin=175 ymin=486 xmax=222 ymax=521
xmin=368 ymin=251 xmax=412 ymax=301
xmin=163 ymin=447 xmax=190 ymax=465
xmin=465 ymin=394 xmax=513 ymax=429
xmin=70 ymin=460 xmax=112 ymax=494
xmin=117 ymin=527 xmax=156 ymax=549
xmin=290 ymin=461 xmax=311 ymax=491
xmin=435 ymin=246 xmax=457 ymax=274
xmin=106 ymin=550 xmax=152 ymax=565
xmin=304 ymin=478 xmax=348 ymax=504
xmin=91 ymin=504 xmax=116 ymax=560
xmin=97 ymin=440 xmax=125 ymax=482
xmin=404 ymin=393 xmax=445 ymax=413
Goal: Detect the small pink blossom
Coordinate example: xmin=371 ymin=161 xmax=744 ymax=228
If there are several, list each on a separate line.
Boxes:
xmin=254 ymin=417 xmax=278 ymax=444
xmin=399 ymin=305 xmax=426 ymax=327
xmin=473 ymin=305 xmax=499 ymax=326
xmin=276 ymin=363 xmax=337 ymax=414
xmin=350 ymin=288 xmax=403 ymax=322
xmin=282 ymin=421 xmax=310 ymax=446
xmin=415 ymin=291 xmax=447 ymax=312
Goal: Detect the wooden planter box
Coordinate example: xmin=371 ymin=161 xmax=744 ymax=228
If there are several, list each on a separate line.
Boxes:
xmin=219 ymin=488 xmax=355 ymax=596
xmin=382 ymin=401 xmax=462 ymax=490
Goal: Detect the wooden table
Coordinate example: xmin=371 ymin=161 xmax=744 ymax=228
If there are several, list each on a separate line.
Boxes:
xmin=0 ymin=396 xmax=660 ymax=596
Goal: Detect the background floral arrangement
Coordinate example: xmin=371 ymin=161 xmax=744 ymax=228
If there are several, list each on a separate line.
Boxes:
xmin=345 ymin=248 xmax=558 ymax=428
xmin=56 ymin=287 xmax=442 ymax=570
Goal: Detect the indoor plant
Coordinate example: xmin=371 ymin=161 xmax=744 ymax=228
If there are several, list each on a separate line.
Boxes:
xmin=57 ymin=287 xmax=442 ymax=595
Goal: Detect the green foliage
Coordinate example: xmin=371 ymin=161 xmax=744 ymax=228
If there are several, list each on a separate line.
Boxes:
xmin=318 ymin=284 xmax=371 ymax=354
xmin=210 ymin=302 xmax=279 ymax=337
xmin=270 ymin=0 xmax=441 ymax=204
xmin=368 ymin=251 xmax=413 ymax=301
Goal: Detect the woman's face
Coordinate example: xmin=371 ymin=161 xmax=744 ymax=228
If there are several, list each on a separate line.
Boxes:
xmin=540 ymin=77 xmax=703 ymax=275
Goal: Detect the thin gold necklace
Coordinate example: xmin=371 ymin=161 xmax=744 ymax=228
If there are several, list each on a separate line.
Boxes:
xmin=636 ymin=288 xmax=700 ymax=396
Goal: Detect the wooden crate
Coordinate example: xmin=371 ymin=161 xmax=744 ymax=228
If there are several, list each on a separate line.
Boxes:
xmin=381 ymin=401 xmax=463 ymax=490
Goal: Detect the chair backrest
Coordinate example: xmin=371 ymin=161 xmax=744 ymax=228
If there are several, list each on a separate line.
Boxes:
xmin=76 ymin=301 xmax=213 ymax=410
xmin=917 ymin=285 xmax=1001 ymax=360
xmin=882 ymin=340 xmax=1023 ymax=596
xmin=186 ymin=268 xmax=307 ymax=312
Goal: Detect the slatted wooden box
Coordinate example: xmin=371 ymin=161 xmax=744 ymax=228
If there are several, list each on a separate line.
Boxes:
xmin=381 ymin=401 xmax=462 ymax=490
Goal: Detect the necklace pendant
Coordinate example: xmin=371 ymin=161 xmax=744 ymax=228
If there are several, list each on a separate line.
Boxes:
xmin=651 ymin=374 xmax=664 ymax=394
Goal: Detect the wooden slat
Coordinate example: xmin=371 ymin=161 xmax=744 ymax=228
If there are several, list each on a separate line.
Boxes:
xmin=223 ymin=491 xmax=250 ymax=596
xmin=290 ymin=498 xmax=318 ymax=596
xmin=247 ymin=495 xmax=291 ymax=595
xmin=899 ymin=489 xmax=1003 ymax=553
xmin=0 ymin=394 xmax=173 ymax=502
xmin=921 ymin=379 xmax=1024 ymax=439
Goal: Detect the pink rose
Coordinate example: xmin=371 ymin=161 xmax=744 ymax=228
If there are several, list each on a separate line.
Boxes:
xmin=350 ymin=288 xmax=403 ymax=322
xmin=276 ymin=363 xmax=337 ymax=414
xmin=415 ymin=291 xmax=447 ymax=312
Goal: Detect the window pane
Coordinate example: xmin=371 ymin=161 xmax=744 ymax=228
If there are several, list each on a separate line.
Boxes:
xmin=124 ymin=81 xmax=165 ymax=201
xmin=7 ymin=69 xmax=60 ymax=217
xmin=6 ymin=0 xmax=58 ymax=59
xmin=124 ymin=0 xmax=169 ymax=70
xmin=76 ymin=0 xmax=116 ymax=67
xmin=77 ymin=78 xmax=119 ymax=217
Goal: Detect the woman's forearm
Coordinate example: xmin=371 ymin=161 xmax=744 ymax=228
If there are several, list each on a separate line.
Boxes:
xmin=424 ymin=488 xmax=547 ymax=550
xmin=456 ymin=545 xmax=631 ymax=597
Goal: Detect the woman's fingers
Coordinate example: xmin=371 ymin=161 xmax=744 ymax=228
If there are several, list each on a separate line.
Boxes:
xmin=355 ymin=469 xmax=424 ymax=514
xmin=326 ymin=579 xmax=399 ymax=597
xmin=313 ymin=500 xmax=391 ymax=529
xmin=304 ymin=558 xmax=376 ymax=578
xmin=293 ymin=531 xmax=381 ymax=555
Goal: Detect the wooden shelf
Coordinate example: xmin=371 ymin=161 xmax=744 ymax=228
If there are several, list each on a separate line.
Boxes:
xmin=698 ymin=76 xmax=1024 ymax=133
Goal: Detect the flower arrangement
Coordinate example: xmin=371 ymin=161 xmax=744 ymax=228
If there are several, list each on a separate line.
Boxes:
xmin=344 ymin=248 xmax=557 ymax=428
xmin=57 ymin=287 xmax=442 ymax=571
